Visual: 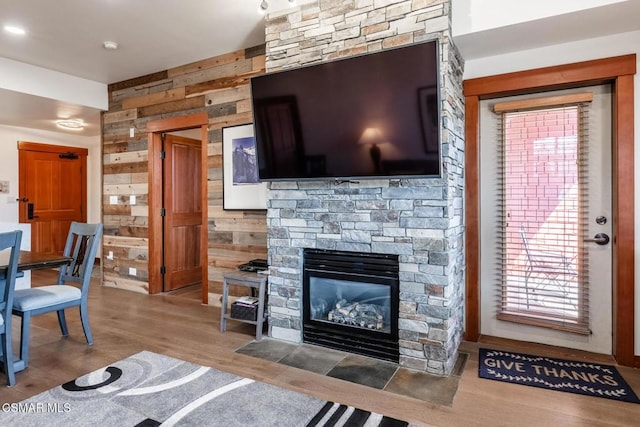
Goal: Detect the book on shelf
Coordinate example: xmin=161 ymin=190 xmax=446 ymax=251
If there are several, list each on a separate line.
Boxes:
xmin=235 ymin=296 xmax=259 ymax=306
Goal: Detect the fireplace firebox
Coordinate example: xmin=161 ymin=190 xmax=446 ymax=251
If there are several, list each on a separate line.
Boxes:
xmin=302 ymin=249 xmax=399 ymax=362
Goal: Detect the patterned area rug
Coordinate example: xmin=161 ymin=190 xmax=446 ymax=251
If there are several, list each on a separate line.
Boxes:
xmin=0 ymin=351 xmax=414 ymax=426
xmin=478 ymin=348 xmax=640 ymax=404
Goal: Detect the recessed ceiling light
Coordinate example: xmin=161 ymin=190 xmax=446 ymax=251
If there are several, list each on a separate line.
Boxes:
xmin=55 ymin=119 xmax=85 ymax=130
xmin=4 ymin=25 xmax=26 ymax=36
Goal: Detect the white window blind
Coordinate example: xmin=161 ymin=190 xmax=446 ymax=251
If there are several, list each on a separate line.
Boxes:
xmin=493 ymin=96 xmax=591 ymax=334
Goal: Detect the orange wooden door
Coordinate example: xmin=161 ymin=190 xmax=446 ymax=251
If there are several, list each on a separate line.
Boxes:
xmin=163 ymin=134 xmax=202 ymax=292
xmin=18 ymin=142 xmax=87 ymax=254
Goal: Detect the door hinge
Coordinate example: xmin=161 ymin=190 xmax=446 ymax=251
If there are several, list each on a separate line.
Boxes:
xmin=160 ymin=151 xmax=166 ymax=159
xmin=160 ymin=266 xmax=166 ymax=275
xmin=160 ymin=208 xmax=166 ymax=217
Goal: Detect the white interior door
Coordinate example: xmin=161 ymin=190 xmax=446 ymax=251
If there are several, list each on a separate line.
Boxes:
xmin=479 ymin=84 xmax=613 ymax=355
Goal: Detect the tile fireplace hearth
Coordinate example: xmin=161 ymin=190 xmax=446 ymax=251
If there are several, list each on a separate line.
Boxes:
xmin=236 ymin=338 xmax=468 ymax=407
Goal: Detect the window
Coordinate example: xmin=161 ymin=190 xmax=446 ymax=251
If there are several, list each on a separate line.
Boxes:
xmin=493 ymin=95 xmax=591 ymax=334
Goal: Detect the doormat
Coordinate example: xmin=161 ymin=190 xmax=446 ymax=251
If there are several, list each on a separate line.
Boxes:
xmin=478 ymin=348 xmax=640 ymax=404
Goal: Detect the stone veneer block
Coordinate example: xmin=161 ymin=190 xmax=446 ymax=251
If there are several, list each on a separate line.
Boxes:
xmin=263 ymin=0 xmax=464 ymax=376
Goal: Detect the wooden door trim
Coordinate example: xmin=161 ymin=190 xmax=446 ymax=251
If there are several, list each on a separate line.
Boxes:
xmin=463 ymin=54 xmax=637 ymax=366
xmin=18 ymin=141 xmax=88 ymax=156
xmin=146 ymin=112 xmax=209 ymax=298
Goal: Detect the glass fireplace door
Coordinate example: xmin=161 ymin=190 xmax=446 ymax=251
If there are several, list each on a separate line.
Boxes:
xmin=309 ymin=277 xmax=392 ymax=333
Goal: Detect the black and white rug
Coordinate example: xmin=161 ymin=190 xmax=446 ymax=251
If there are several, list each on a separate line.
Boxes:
xmin=0 ymin=351 xmax=414 ymax=426
xmin=479 ymin=348 xmax=640 ymax=404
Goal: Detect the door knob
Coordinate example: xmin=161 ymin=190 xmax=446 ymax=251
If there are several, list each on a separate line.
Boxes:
xmin=16 ymin=197 xmax=28 ymax=202
xmin=584 ymin=233 xmax=610 ymax=246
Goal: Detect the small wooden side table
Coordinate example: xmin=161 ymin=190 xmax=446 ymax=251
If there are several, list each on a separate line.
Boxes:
xmin=220 ymin=270 xmax=268 ymax=340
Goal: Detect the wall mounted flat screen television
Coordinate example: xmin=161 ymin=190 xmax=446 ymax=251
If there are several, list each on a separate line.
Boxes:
xmin=250 ymin=40 xmax=440 ymax=181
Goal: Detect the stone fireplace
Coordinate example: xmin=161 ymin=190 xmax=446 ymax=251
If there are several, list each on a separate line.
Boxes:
xmin=263 ymin=0 xmax=465 ymax=375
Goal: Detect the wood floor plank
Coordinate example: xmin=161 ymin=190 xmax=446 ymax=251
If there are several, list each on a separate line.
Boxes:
xmin=0 ymin=269 xmax=638 ymax=426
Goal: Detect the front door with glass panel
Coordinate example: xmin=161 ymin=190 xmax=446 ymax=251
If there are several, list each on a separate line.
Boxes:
xmin=479 ymin=85 xmax=612 ymax=355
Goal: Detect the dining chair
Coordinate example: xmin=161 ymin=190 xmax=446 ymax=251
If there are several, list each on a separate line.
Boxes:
xmin=0 ymin=230 xmax=22 ymax=386
xmin=12 ymin=222 xmax=103 ymax=368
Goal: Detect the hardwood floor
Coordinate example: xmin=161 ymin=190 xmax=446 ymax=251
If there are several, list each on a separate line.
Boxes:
xmin=1 ymin=269 xmax=639 ymax=426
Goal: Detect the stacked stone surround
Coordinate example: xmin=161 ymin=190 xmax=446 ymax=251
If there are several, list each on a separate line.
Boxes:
xmin=264 ymin=0 xmax=465 ymax=375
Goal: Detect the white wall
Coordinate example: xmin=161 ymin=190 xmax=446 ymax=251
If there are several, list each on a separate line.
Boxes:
xmin=453 ymin=0 xmax=626 ymax=35
xmin=0 ymin=222 xmax=31 ymax=289
xmin=0 ymin=57 xmax=107 ymax=110
xmin=462 ymin=30 xmax=640 ymax=355
xmin=0 ymin=124 xmax=102 ymax=226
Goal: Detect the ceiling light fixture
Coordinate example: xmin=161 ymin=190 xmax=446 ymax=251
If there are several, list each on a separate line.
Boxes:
xmin=55 ymin=119 xmax=85 ymax=130
xmin=259 ymin=0 xmax=268 ymax=14
xmin=103 ymin=40 xmax=118 ymax=50
xmin=3 ymin=25 xmax=26 ymax=36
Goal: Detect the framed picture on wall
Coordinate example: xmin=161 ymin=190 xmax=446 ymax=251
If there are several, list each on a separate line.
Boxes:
xmin=222 ymin=123 xmax=268 ymax=210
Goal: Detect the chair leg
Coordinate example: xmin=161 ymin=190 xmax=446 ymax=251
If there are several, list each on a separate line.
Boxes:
xmin=57 ymin=310 xmax=69 ymax=337
xmin=2 ymin=332 xmax=15 ymax=387
xmin=525 ymin=270 xmax=531 ymax=309
xmin=79 ymin=303 xmax=93 ymax=345
xmin=19 ymin=314 xmax=31 ymax=369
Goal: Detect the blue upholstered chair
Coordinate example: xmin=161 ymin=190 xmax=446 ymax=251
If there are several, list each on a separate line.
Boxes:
xmin=12 ymin=222 xmax=103 ymax=368
xmin=0 ymin=230 xmax=22 ymax=386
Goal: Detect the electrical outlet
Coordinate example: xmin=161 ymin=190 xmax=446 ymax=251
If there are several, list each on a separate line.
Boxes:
xmin=107 ymin=251 xmax=114 ymax=260
xmin=129 ymin=127 xmax=135 ymax=138
xmin=109 ymin=195 xmax=118 ymax=205
xmin=129 ymin=267 xmax=137 ymax=276
xmin=130 ymin=195 xmax=136 ymax=205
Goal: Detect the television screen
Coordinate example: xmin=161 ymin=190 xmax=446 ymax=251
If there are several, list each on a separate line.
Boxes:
xmin=250 ymin=40 xmax=440 ymax=181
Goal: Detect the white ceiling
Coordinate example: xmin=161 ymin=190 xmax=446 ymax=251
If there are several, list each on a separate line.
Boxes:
xmin=0 ymin=0 xmax=301 ymax=137
xmin=0 ymin=0 xmax=639 ymax=137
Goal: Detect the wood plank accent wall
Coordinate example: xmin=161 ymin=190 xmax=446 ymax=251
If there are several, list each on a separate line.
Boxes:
xmin=101 ymin=45 xmax=268 ymax=304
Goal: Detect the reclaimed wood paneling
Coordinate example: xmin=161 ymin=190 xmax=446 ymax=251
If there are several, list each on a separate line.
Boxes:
xmin=103 ymin=109 xmax=137 ymax=124
xmin=204 ymin=86 xmax=250 ymax=105
xmin=103 ymin=183 xmax=148 ymax=195
xmin=108 ymin=70 xmax=169 ymax=92
xmin=172 ymin=61 xmax=253 ymax=88
xmin=103 ymin=162 xmax=148 ymax=175
xmin=185 ymin=71 xmax=263 ymax=97
xmin=168 ymin=49 xmax=246 ymax=77
xmin=137 ymin=96 xmax=205 ymax=118
xmin=122 ymin=87 xmax=186 ymax=110
xmin=104 ymin=150 xmax=148 ymax=164
xmin=208 ymin=111 xmax=253 ymax=129
xmin=102 ymin=45 xmax=268 ymax=304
